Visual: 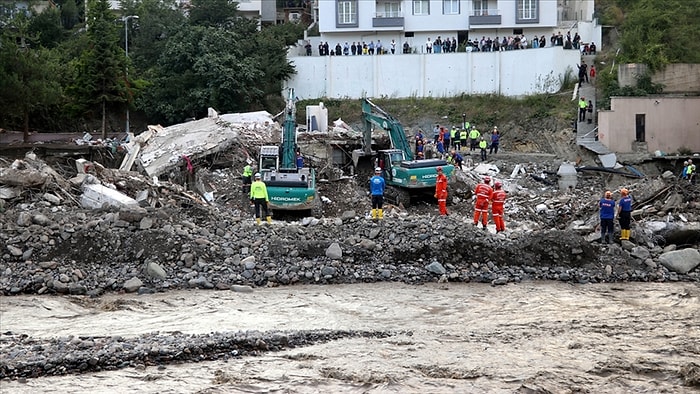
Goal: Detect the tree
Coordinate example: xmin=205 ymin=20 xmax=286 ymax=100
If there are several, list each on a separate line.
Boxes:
xmin=68 ymin=0 xmax=127 ymax=138
xmin=0 ymin=14 xmax=63 ymax=141
xmin=189 ymin=0 xmax=240 ymax=27
xmin=136 ymin=25 xmax=264 ymax=123
xmin=618 ymin=0 xmax=700 ymax=71
xmin=28 ymin=7 xmax=65 ymax=48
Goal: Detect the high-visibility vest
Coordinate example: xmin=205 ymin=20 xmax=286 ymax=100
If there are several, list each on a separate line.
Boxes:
xmin=479 ymin=140 xmax=488 ymax=149
xmin=242 ymin=165 xmax=252 ymax=177
xmin=249 ymin=180 xmax=269 ymax=200
xmin=460 ymin=130 xmax=468 ymax=140
xmin=469 ymin=129 xmax=480 ymax=139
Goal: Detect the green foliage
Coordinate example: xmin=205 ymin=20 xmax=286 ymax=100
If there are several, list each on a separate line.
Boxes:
xmin=0 ymin=18 xmax=63 ymax=139
xmin=136 ymin=25 xmax=264 ymax=123
xmin=189 ymin=0 xmax=239 ymax=27
xmin=60 ymin=0 xmax=81 ymax=29
xmin=67 ymin=0 xmax=127 ymax=136
xmin=618 ymin=0 xmax=700 ymax=71
xmin=28 ymin=7 xmax=65 ymax=48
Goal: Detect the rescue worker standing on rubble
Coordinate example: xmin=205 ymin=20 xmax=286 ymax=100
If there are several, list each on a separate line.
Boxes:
xmin=469 ymin=126 xmax=481 ymax=152
xmin=250 ymin=173 xmax=272 ymax=225
xmin=599 ymin=190 xmax=615 ymax=244
xmin=434 ymin=166 xmax=449 ymax=216
xmin=370 ymin=167 xmax=386 ymax=220
xmin=473 ymin=176 xmax=493 ymax=229
xmin=241 ymin=163 xmax=253 ymax=193
xmin=491 ymin=181 xmax=507 ymax=233
xmin=618 ymin=188 xmax=633 ymax=241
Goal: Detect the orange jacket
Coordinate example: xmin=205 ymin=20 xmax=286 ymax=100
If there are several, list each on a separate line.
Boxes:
xmin=491 ymin=189 xmax=507 ymax=209
xmin=474 ymin=183 xmax=493 ymax=202
xmin=435 ymin=173 xmax=448 ymax=197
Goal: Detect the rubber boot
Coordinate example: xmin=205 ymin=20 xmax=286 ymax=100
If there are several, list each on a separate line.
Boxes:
xmin=371 ymin=209 xmax=376 ymax=219
xmin=620 ymin=229 xmax=627 ymax=241
xmin=266 ymin=216 xmax=272 ymax=224
xmin=256 ymin=218 xmax=261 ymax=225
xmin=378 ymin=209 xmax=383 ymax=219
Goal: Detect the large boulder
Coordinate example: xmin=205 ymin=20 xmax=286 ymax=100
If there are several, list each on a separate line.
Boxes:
xmin=658 ymin=249 xmax=700 ymax=274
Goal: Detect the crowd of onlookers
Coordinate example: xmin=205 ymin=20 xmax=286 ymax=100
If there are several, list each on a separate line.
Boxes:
xmin=304 ymin=30 xmax=596 ymax=56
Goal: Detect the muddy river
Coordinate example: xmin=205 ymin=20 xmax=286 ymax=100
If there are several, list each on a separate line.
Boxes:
xmin=1 ymin=282 xmax=699 ymax=393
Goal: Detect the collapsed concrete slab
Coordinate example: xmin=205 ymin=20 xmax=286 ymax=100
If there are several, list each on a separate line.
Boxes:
xmin=128 ymin=110 xmax=279 ymax=178
xmin=81 ymin=184 xmax=139 ymax=209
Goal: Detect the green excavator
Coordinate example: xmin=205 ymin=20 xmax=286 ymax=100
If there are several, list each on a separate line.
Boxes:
xmin=352 ymin=98 xmax=454 ymax=207
xmin=259 ymin=88 xmax=321 ymax=217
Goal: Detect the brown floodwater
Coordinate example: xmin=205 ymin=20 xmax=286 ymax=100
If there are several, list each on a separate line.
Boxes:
xmin=1 ymin=281 xmax=699 ymax=393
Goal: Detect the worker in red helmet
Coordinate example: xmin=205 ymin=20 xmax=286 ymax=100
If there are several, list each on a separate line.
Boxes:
xmin=473 ymin=176 xmax=493 ymax=229
xmin=434 ymin=166 xmax=449 ymax=216
xmin=491 ymin=181 xmax=507 ymax=233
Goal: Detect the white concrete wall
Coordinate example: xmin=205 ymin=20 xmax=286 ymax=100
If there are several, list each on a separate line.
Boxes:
xmin=285 ymin=46 xmax=579 ymax=99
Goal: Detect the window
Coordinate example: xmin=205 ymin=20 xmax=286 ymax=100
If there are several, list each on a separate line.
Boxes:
xmin=338 ymin=0 xmax=357 ymax=25
xmin=517 ymin=0 xmax=537 ymax=20
xmin=443 ymin=0 xmax=459 ymax=15
xmin=473 ymin=0 xmax=488 ymax=16
xmin=413 ymin=0 xmax=429 ymax=15
xmin=382 ymin=2 xmax=401 ymax=17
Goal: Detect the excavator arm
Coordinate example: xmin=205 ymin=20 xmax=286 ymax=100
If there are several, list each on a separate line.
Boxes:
xmin=361 ymin=98 xmax=414 ymax=161
xmin=280 ymin=88 xmax=298 ymax=170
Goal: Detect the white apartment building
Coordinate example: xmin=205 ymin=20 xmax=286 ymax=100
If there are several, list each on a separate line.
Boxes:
xmin=316 ymin=0 xmax=592 ymax=53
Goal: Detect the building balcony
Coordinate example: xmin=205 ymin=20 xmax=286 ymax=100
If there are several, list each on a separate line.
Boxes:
xmin=469 ymin=9 xmax=501 ymax=25
xmin=372 ymin=12 xmax=404 ymax=28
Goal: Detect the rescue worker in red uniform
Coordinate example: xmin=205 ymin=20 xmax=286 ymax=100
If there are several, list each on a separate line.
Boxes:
xmin=473 ymin=176 xmax=493 ymax=229
xmin=434 ymin=166 xmax=448 ymax=216
xmin=491 ymin=181 xmax=507 ymax=233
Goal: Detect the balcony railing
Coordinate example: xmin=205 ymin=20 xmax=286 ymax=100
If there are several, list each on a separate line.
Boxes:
xmin=372 ymin=12 xmax=404 ymax=28
xmin=469 ymin=9 xmax=501 ymax=25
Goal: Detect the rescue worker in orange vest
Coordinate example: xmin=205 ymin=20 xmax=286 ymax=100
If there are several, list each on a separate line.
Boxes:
xmin=473 ymin=176 xmax=493 ymax=229
xmin=491 ymin=181 xmax=507 ymax=233
xmin=434 ymin=166 xmax=448 ymax=216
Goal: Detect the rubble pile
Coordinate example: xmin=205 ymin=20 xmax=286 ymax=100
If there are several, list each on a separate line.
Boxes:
xmin=1 ymin=150 xmax=699 ymax=297
xmin=1 ymin=108 xmax=699 ymax=296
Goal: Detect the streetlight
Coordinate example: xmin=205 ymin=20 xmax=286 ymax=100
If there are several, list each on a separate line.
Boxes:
xmin=462 ymin=113 xmax=466 ymax=129
xmin=123 ymin=15 xmax=138 ymax=134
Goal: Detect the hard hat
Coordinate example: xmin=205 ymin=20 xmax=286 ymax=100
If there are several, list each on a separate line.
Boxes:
xmin=484 ymin=176 xmax=491 ymax=183
xmin=620 ymin=188 xmax=629 ymax=196
xmin=436 ymin=166 xmax=443 ymax=172
xmin=254 ymin=172 xmax=261 ymax=179
xmin=375 ymin=167 xmax=382 ymax=173
xmin=605 ymin=190 xmax=612 ymax=197
xmin=494 ymin=181 xmax=502 ymax=188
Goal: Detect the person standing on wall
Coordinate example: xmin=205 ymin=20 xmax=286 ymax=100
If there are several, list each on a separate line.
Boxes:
xmin=369 ymin=167 xmax=386 ymax=220
xmin=250 ymin=173 xmax=272 ymax=225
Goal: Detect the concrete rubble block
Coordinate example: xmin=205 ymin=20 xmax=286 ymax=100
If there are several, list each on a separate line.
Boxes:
xmin=81 ymin=184 xmax=139 ymax=210
xmin=0 ymin=186 xmax=21 ymax=200
xmin=135 ymin=190 xmax=150 ymax=207
xmin=123 ymin=277 xmax=143 ymax=292
xmin=145 ymin=262 xmax=167 ymax=280
xmin=426 ymin=261 xmax=446 ymax=275
xmin=658 ymin=249 xmax=700 ymax=274
xmin=42 ymin=193 xmax=62 ymax=205
xmin=326 ymin=242 xmax=342 ymax=259
xmin=474 ymin=163 xmax=500 ymax=176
